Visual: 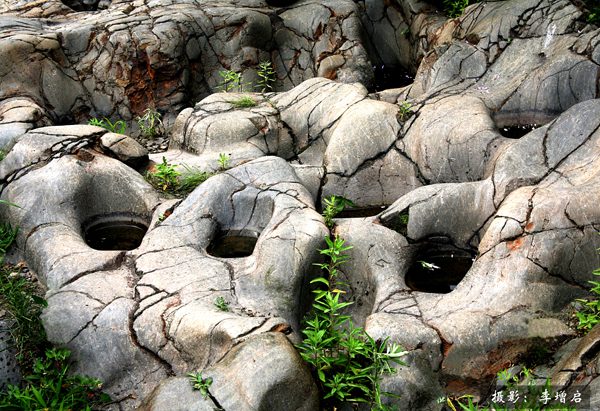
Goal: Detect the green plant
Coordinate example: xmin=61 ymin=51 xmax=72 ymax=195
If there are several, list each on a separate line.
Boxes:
xmin=321 ymin=196 xmax=356 ymax=227
xmin=0 ymin=200 xmax=21 ymax=254
xmin=148 ymin=156 xmax=181 ymax=191
xmin=443 ymin=0 xmax=480 ymax=17
xmin=257 ymin=61 xmax=276 ymax=93
xmin=215 ymin=70 xmax=251 ymax=93
xmin=232 ymin=71 xmax=251 ymax=93
xmin=217 ymin=153 xmax=230 ymax=171
xmin=88 ymin=117 xmax=126 ymax=134
xmin=588 ymin=0 xmax=600 ymax=24
xmin=575 ymin=264 xmax=600 ymax=332
xmin=214 ymin=296 xmax=230 ymax=311
xmin=0 ymin=268 xmax=49 ymax=370
xmin=0 ymin=348 xmax=110 ymax=410
xmin=397 ymin=211 xmax=409 ymax=226
xmin=398 ymin=101 xmax=413 ymax=122
xmin=400 ymin=28 xmax=410 ymax=36
xmin=178 ymin=163 xmax=213 ymax=193
xmin=297 ymin=236 xmax=408 ymax=409
xmin=228 ymin=95 xmax=257 ymax=108
xmin=215 ymin=70 xmax=237 ymax=92
xmin=87 ymin=117 xmax=105 ymax=127
xmin=187 ymin=372 xmax=213 ymax=399
xmin=137 ymin=108 xmax=163 ymax=138
xmin=0 ymin=221 xmax=18 ymax=254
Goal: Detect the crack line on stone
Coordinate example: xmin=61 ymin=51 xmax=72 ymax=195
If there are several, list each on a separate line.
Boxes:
xmin=129 ymin=298 xmax=175 ymax=376
xmin=60 ymin=252 xmax=126 ymax=288
xmin=525 ymin=254 xmax=589 ymax=291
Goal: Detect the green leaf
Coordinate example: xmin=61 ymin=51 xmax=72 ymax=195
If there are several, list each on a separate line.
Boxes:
xmin=317 ymin=369 xmax=326 ymax=382
xmin=310 ymin=277 xmax=330 ymax=286
xmin=31 ymin=295 xmax=47 ymax=307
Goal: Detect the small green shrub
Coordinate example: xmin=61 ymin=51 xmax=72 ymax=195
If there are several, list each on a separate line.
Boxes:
xmin=443 ymin=0 xmax=480 ymax=17
xmin=575 ymin=264 xmax=600 ymax=332
xmin=228 ymin=95 xmax=257 ymax=108
xmin=214 ymin=296 xmax=230 ymax=312
xmin=88 ymin=117 xmax=126 ymax=134
xmin=137 ymin=108 xmax=163 ymax=138
xmin=178 ymin=163 xmax=213 ymax=193
xmin=218 ymin=153 xmax=230 ymax=171
xmin=215 ymin=70 xmax=251 ymax=93
xmin=0 ymin=348 xmax=110 ymax=410
xmin=322 ymin=196 xmax=356 ymax=227
xmin=297 ymin=236 xmax=408 ymax=409
xmin=257 ymin=61 xmax=276 ymax=93
xmin=398 ymin=101 xmax=413 ymax=122
xmin=147 ymin=156 xmax=181 ymax=191
xmin=187 ymin=372 xmax=213 ymax=399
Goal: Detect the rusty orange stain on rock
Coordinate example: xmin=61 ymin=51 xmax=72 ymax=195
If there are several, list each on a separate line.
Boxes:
xmin=525 ymin=222 xmax=534 ymax=231
xmin=506 ymin=237 xmax=524 ymax=251
xmin=324 ymin=67 xmax=337 ymax=80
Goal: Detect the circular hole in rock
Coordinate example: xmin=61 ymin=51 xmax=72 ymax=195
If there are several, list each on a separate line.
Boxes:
xmin=60 ymin=0 xmax=107 ymax=11
xmin=207 ymin=230 xmax=259 ymax=258
xmin=337 ymin=206 xmax=387 ymax=218
xmin=371 ymin=65 xmax=414 ymax=92
xmin=499 ymin=124 xmax=541 ymax=139
xmin=83 ymin=214 xmax=149 ymax=251
xmin=405 ymin=243 xmax=475 ymax=294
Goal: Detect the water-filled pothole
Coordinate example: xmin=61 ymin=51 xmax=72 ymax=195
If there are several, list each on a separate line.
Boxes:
xmin=84 ymin=214 xmax=149 ymax=251
xmin=207 ymin=230 xmax=259 ymax=258
xmin=60 ymin=0 xmax=111 ymax=11
xmin=371 ymin=65 xmax=414 ymax=92
xmin=499 ymin=124 xmax=541 ymax=139
xmin=405 ymin=244 xmax=474 ymax=294
xmin=337 ymin=206 xmax=386 ymax=218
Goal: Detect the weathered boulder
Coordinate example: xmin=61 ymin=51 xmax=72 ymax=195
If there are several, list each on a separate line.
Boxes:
xmin=0 ymin=0 xmax=376 ymax=126
xmin=0 ymin=140 xmax=327 ymax=408
xmin=139 ymin=332 xmax=318 ymax=411
xmin=168 ymin=77 xmax=421 ymax=207
xmin=98 ymin=133 xmax=149 ymax=169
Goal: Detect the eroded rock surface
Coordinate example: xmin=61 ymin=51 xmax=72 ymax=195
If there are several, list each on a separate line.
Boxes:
xmin=0 ymin=0 xmax=376 ymax=129
xmin=0 ymin=139 xmax=326 ymax=409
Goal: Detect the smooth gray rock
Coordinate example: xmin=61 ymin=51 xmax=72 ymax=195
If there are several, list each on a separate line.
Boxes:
xmin=99 ymin=133 xmax=149 ymax=168
xmin=207 ymin=332 xmax=319 ymax=411
xmin=138 ymin=376 xmax=218 ymax=411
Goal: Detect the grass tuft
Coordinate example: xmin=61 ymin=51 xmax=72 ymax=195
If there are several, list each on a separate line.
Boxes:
xmin=228 ymin=95 xmax=257 ymax=108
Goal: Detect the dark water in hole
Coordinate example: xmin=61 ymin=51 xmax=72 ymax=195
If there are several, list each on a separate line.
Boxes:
xmin=85 ymin=221 xmax=147 ymax=251
xmin=372 ymin=65 xmax=414 ymax=92
xmin=207 ymin=231 xmax=259 ymax=258
xmin=337 ymin=207 xmax=386 ymax=218
xmin=405 ymin=254 xmax=474 ymax=294
xmin=499 ymin=124 xmax=541 ymax=139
